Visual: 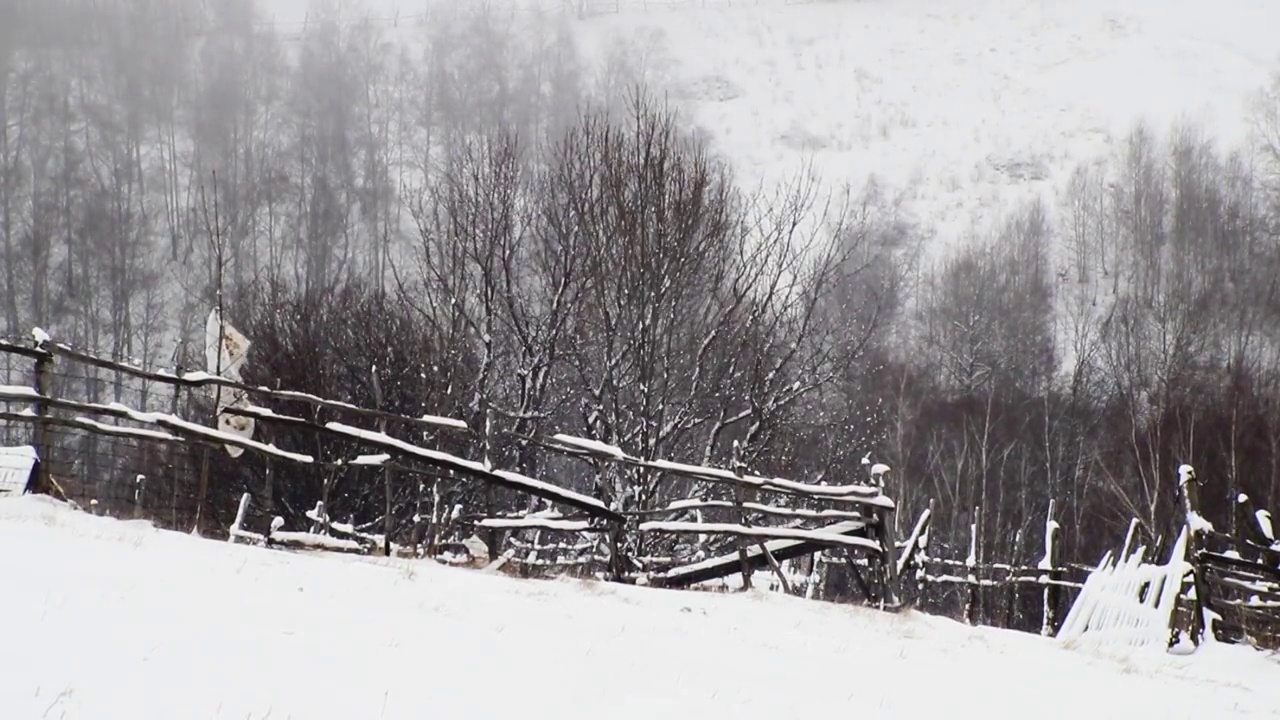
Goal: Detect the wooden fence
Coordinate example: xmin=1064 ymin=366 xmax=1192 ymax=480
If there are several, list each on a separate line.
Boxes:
xmin=0 ymin=332 xmax=901 ymax=603
xmin=5 ymin=333 xmax=1279 ymax=649
xmin=479 ymin=432 xmax=902 ymax=604
xmin=1181 ymin=476 xmax=1280 ymax=648
xmin=0 ymin=334 xmax=618 ymax=542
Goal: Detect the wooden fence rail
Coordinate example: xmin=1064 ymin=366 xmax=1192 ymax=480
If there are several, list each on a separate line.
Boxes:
xmin=0 ymin=334 xmax=621 ymax=537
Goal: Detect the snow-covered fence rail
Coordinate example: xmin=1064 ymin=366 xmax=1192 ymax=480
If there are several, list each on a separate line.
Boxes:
xmin=538 ymin=434 xmax=893 ymax=508
xmin=0 ymin=333 xmax=623 ymax=544
xmin=41 ymin=340 xmax=469 ymax=434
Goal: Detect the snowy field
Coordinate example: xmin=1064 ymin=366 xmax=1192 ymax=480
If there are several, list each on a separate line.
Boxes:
xmin=263 ymin=0 xmax=1280 ymax=250
xmin=1 ymin=495 xmax=1278 ymax=719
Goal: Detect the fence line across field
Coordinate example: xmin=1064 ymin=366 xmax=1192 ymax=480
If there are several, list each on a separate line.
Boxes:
xmin=4 ymin=332 xmax=1280 ymax=652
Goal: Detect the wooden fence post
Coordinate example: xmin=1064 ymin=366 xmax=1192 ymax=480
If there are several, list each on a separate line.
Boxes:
xmin=1040 ymin=499 xmax=1060 ymax=636
xmin=1179 ymin=464 xmax=1209 ymax=645
xmin=876 ymin=503 xmax=902 ymax=609
xmin=964 ymin=506 xmax=980 ymax=625
xmin=195 ymin=447 xmax=210 ymax=532
xmin=915 ymin=498 xmax=934 ymax=604
xmin=730 ymin=440 xmax=752 ymax=591
xmin=480 ymin=400 xmax=502 ymax=562
xmin=310 ymin=500 xmax=327 ymax=534
xmin=28 ymin=338 xmax=52 ymax=495
xmin=133 ymin=474 xmax=147 ymax=519
xmin=1119 ymin=517 xmax=1139 ymax=562
xmin=228 ymin=492 xmax=251 ymax=544
xmin=371 ymin=366 xmax=394 ymax=557
xmin=1006 ymin=527 xmax=1023 ymax=628
xmin=169 ymin=363 xmax=183 ymax=529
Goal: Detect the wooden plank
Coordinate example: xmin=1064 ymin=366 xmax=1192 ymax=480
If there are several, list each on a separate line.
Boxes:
xmin=646 ymin=499 xmax=868 ymax=523
xmin=477 ymin=518 xmax=608 ymax=532
xmin=1199 ymin=552 xmax=1280 ymax=583
xmin=653 ymin=520 xmax=876 ymax=588
xmin=1201 ymin=573 xmax=1280 ymax=599
xmin=640 ymin=521 xmax=881 ymax=552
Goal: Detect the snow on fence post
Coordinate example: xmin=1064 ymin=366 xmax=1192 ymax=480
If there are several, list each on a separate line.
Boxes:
xmin=310 ymin=501 xmax=328 ymax=534
xmin=730 ymin=440 xmax=753 ymax=591
xmin=28 ymin=331 xmax=52 ymax=495
xmin=1233 ymin=493 xmax=1279 ymax=558
xmin=1039 ymin=499 xmax=1061 ymax=636
xmin=805 ymin=550 xmax=824 ymax=601
xmin=133 ymin=474 xmax=146 ymax=520
xmin=1119 ymin=518 xmax=1140 ymax=563
xmin=1178 ymin=464 xmax=1211 ymax=540
xmin=916 ymin=499 xmax=933 ymax=599
xmin=964 ymin=506 xmax=980 ymax=625
xmin=1178 ymin=464 xmax=1212 ymax=645
xmin=228 ymin=492 xmax=252 ymax=544
xmin=895 ymin=503 xmax=932 ymax=580
xmin=867 ymin=462 xmax=900 ymax=609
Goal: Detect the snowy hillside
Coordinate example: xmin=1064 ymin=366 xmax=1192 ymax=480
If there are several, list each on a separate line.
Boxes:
xmin=2 ymin=495 xmax=1278 ymax=719
xmin=264 ymin=0 xmax=1280 ymax=250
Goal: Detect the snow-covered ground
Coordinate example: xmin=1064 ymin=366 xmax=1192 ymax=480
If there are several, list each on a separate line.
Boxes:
xmin=265 ymin=0 xmax=1280 ymax=252
xmin=1 ymin=495 xmax=1277 ymax=719
xmin=581 ymin=0 xmax=1280 ymax=235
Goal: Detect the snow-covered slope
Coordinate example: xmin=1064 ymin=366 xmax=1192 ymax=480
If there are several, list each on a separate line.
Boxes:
xmin=1 ymin=495 xmax=1277 ymax=719
xmin=571 ymin=0 xmax=1280 ymax=247
xmin=264 ymin=0 xmax=1280 ymax=252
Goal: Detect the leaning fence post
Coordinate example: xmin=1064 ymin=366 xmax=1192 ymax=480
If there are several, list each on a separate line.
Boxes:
xmin=875 ymin=502 xmax=902 ymax=609
xmin=914 ymin=499 xmax=934 ymax=604
xmin=1119 ymin=517 xmax=1140 ymax=562
xmin=228 ymin=492 xmax=251 ymax=544
xmin=27 ymin=335 xmax=53 ymax=495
